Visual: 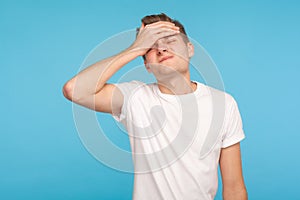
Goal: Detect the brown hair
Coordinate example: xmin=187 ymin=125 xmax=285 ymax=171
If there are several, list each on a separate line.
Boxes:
xmin=137 ymin=13 xmax=189 ymax=59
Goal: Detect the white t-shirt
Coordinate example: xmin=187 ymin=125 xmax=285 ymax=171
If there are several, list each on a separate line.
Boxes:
xmin=113 ymin=80 xmax=245 ymax=200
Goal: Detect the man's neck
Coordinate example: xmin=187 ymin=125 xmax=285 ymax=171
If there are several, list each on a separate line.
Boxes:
xmin=157 ymin=74 xmax=197 ymax=95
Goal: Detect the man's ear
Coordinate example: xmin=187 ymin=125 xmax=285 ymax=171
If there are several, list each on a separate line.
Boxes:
xmin=187 ymin=42 xmax=194 ymax=58
xmin=144 ymin=60 xmax=152 ymax=73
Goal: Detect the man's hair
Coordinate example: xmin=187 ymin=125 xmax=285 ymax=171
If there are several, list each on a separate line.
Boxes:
xmin=137 ymin=13 xmax=189 ymax=60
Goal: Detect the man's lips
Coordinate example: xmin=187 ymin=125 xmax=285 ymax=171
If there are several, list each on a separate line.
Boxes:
xmin=159 ymin=56 xmax=173 ymax=63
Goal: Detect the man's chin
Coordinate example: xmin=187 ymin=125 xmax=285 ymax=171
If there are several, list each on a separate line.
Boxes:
xmin=151 ymin=63 xmax=176 ymax=72
xmin=148 ymin=64 xmax=181 ymax=80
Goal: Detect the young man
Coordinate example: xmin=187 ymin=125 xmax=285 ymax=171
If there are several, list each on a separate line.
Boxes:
xmin=63 ymin=13 xmax=247 ymax=200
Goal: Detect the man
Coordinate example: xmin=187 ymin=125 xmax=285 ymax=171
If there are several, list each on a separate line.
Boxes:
xmin=63 ymin=13 xmax=247 ymax=200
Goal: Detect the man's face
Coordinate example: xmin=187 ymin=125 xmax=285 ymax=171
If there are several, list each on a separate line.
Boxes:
xmin=144 ymin=33 xmax=194 ymax=77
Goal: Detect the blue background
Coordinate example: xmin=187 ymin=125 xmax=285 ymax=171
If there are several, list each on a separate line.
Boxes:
xmin=1 ymin=0 xmax=299 ymax=199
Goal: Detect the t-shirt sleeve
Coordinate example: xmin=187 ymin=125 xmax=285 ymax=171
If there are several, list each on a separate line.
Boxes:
xmin=111 ymin=80 xmax=142 ymax=122
xmin=221 ymin=96 xmax=246 ymax=148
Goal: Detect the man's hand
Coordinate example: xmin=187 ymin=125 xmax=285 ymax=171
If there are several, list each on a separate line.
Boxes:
xmin=130 ymin=21 xmax=180 ymax=56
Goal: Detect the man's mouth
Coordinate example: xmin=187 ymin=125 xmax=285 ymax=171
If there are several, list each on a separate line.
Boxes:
xmin=159 ymin=56 xmax=173 ymax=63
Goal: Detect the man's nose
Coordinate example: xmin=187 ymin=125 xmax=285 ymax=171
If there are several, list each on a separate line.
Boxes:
xmin=156 ymin=42 xmax=168 ymax=55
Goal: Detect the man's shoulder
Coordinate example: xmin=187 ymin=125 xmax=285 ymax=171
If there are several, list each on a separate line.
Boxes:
xmin=195 ymin=81 xmax=236 ymax=105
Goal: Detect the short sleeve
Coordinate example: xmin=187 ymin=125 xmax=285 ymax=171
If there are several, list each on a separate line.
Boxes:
xmin=111 ymin=80 xmax=142 ymax=122
xmin=221 ymin=97 xmax=245 ymax=148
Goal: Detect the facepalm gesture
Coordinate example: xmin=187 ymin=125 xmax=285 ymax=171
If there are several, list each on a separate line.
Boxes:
xmin=131 ymin=21 xmax=180 ymax=56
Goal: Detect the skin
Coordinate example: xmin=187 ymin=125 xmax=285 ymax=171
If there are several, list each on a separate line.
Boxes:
xmin=220 ymin=143 xmax=248 ymax=200
xmin=143 ymin=29 xmax=196 ymax=95
xmin=62 ymin=21 xmax=247 ymax=199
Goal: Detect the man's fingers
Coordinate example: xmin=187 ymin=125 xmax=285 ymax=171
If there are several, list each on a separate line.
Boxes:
xmin=154 ymin=28 xmax=180 ymax=36
xmin=145 ymin=21 xmax=179 ymax=30
xmin=145 ymin=21 xmax=176 ymax=27
xmin=146 ymin=24 xmax=179 ymax=31
xmin=134 ymin=21 xmax=181 ymax=54
xmin=155 ymin=30 xmax=180 ymax=40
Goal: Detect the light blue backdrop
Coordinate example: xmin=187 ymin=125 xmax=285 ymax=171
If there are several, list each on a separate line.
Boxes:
xmin=1 ymin=0 xmax=299 ymax=199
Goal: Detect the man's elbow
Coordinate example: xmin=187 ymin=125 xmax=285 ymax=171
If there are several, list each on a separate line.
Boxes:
xmin=62 ymin=81 xmax=74 ymax=101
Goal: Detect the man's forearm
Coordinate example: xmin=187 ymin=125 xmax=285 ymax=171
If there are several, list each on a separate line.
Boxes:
xmin=223 ymin=187 xmax=248 ymax=200
xmin=64 ymin=46 xmax=141 ymax=101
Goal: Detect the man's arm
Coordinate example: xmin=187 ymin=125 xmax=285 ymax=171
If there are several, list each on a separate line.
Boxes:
xmin=62 ymin=21 xmax=180 ymax=114
xmin=219 ymin=142 xmax=248 ymax=200
xmin=62 ymin=48 xmax=140 ymax=114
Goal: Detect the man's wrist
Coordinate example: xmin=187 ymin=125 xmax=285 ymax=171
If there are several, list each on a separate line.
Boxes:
xmin=127 ymin=44 xmax=147 ymax=57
